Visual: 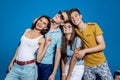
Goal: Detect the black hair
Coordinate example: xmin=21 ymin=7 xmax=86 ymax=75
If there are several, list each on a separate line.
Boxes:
xmin=69 ymin=8 xmax=81 ymax=28
xmin=70 ymin=8 xmax=81 ymax=15
xmin=31 ymin=15 xmax=51 ymax=35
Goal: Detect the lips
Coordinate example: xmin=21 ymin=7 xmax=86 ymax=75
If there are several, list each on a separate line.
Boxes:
xmin=36 ymin=23 xmax=41 ymax=28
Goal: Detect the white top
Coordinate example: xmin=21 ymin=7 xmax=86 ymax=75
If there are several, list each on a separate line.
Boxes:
xmin=16 ymin=29 xmax=43 ymax=61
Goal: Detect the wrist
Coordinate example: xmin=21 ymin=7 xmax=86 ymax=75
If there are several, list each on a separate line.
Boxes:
xmin=62 ymin=73 xmax=66 ymax=76
xmin=84 ymin=49 xmax=87 ymax=54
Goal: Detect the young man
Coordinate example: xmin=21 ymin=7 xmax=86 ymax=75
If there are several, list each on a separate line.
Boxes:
xmin=37 ymin=10 xmax=70 ymax=80
xmin=70 ymin=8 xmax=113 ymax=80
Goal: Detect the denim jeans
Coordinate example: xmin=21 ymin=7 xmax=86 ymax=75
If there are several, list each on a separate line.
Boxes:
xmin=5 ymin=63 xmax=37 ymax=80
xmin=37 ymin=63 xmax=53 ymax=80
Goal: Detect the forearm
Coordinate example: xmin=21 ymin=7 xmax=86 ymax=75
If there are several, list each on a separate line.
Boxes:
xmin=52 ymin=50 xmax=61 ymax=76
xmin=10 ymin=48 xmax=18 ymax=64
xmin=67 ymin=54 xmax=77 ymax=78
xmin=61 ymin=59 xmax=66 ymax=75
xmin=37 ymin=44 xmax=49 ymax=63
xmin=85 ymin=44 xmax=105 ymax=54
xmin=9 ymin=47 xmax=18 ymax=67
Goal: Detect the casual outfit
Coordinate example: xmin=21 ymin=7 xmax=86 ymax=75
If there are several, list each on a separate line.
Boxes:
xmin=75 ymin=23 xmax=113 ymax=80
xmin=65 ymin=37 xmax=84 ymax=80
xmin=5 ymin=29 xmax=42 ymax=80
xmin=37 ymin=28 xmax=62 ymax=80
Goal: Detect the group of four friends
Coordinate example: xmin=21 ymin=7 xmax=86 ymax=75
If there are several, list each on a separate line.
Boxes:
xmin=5 ymin=8 xmax=113 ymax=80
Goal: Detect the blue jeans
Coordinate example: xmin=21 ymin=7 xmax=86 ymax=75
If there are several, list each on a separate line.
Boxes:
xmin=5 ymin=63 xmax=37 ymax=80
xmin=37 ymin=63 xmax=53 ymax=80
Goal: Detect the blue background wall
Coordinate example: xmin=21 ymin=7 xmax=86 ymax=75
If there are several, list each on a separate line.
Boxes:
xmin=0 ymin=0 xmax=120 ymax=79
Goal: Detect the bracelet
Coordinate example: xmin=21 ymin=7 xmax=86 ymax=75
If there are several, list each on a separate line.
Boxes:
xmin=62 ymin=73 xmax=66 ymax=76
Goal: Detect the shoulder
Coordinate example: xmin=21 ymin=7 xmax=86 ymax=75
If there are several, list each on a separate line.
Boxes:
xmin=87 ymin=22 xmax=100 ymax=30
xmin=87 ymin=22 xmax=100 ymax=27
xmin=38 ymin=36 xmax=45 ymax=44
xmin=75 ymin=36 xmax=81 ymax=41
xmin=24 ymin=28 xmax=31 ymax=33
xmin=87 ymin=22 xmax=97 ymax=26
xmin=25 ymin=28 xmax=31 ymax=31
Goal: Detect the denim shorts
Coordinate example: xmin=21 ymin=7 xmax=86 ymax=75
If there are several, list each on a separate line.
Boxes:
xmin=65 ymin=64 xmax=84 ymax=80
xmin=5 ymin=63 xmax=37 ymax=80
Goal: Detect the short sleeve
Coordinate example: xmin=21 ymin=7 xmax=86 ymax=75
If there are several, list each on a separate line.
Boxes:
xmin=74 ymin=37 xmax=82 ymax=49
xmin=94 ymin=23 xmax=103 ymax=36
xmin=56 ymin=33 xmax=62 ymax=48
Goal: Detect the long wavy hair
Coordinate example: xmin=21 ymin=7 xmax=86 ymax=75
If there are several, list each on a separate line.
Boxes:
xmin=61 ymin=22 xmax=76 ymax=64
xmin=31 ymin=15 xmax=51 ymax=35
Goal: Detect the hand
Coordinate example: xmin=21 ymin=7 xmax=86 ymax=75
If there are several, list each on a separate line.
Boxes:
xmin=66 ymin=76 xmax=70 ymax=80
xmin=8 ymin=63 xmax=13 ymax=72
xmin=48 ymin=73 xmax=55 ymax=80
xmin=75 ymin=49 xmax=86 ymax=59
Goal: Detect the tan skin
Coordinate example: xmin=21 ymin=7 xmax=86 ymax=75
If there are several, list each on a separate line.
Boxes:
xmin=48 ymin=12 xmax=69 ymax=80
xmin=70 ymin=11 xmax=106 ymax=59
xmin=33 ymin=12 xmax=69 ymax=80
xmin=61 ymin=23 xmax=81 ymax=80
xmin=8 ymin=17 xmax=50 ymax=71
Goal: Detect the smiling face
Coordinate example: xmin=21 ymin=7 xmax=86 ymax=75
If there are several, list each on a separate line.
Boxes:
xmin=63 ymin=23 xmax=73 ymax=34
xmin=70 ymin=11 xmax=82 ymax=26
xmin=35 ymin=17 xmax=49 ymax=30
xmin=53 ymin=11 xmax=69 ymax=24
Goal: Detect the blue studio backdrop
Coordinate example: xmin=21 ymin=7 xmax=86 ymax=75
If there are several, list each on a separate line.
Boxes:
xmin=0 ymin=0 xmax=120 ymax=79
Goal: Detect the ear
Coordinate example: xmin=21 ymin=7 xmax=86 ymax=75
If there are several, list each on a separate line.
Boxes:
xmin=80 ymin=15 xmax=82 ymax=19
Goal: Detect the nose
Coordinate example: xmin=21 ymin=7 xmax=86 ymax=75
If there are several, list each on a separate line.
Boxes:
xmin=72 ymin=17 xmax=76 ymax=22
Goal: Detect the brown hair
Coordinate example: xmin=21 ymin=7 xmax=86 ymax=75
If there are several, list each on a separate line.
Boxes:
xmin=31 ymin=15 xmax=51 ymax=35
xmin=61 ymin=22 xmax=76 ymax=64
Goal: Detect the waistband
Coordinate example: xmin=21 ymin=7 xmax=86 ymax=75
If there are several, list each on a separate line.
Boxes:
xmin=14 ymin=59 xmax=35 ymax=65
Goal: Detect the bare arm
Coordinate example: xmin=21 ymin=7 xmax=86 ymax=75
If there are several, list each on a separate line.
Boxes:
xmin=8 ymin=47 xmax=19 ymax=71
xmin=77 ymin=35 xmax=106 ymax=59
xmin=37 ymin=37 xmax=51 ymax=63
xmin=61 ymin=59 xmax=66 ymax=80
xmin=66 ymin=48 xmax=80 ymax=80
xmin=85 ymin=35 xmax=105 ymax=53
xmin=49 ymin=48 xmax=61 ymax=80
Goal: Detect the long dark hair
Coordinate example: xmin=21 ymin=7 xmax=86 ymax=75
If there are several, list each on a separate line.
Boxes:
xmin=63 ymin=10 xmax=70 ymax=22
xmin=61 ymin=22 xmax=76 ymax=64
xmin=31 ymin=15 xmax=51 ymax=35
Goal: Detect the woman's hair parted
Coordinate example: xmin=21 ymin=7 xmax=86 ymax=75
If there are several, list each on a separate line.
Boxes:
xmin=31 ymin=15 xmax=51 ymax=35
xmin=61 ymin=22 xmax=76 ymax=64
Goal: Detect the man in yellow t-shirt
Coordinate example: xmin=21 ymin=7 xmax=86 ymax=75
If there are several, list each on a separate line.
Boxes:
xmin=69 ymin=8 xmax=113 ymax=80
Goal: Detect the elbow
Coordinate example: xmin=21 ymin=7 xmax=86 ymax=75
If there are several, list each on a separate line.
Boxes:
xmin=73 ymin=55 xmax=77 ymax=61
xmin=101 ymin=44 xmax=106 ymax=50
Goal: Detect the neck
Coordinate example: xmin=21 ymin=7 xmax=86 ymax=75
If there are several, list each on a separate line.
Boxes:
xmin=33 ymin=28 xmax=41 ymax=34
xmin=78 ymin=21 xmax=86 ymax=31
xmin=65 ymin=34 xmax=71 ymax=41
xmin=50 ymin=22 xmax=60 ymax=30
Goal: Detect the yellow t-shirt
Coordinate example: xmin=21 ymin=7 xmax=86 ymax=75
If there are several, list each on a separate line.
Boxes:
xmin=75 ymin=22 xmax=106 ymax=66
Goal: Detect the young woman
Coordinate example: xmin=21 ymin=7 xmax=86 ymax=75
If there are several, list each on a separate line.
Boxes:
xmin=61 ymin=22 xmax=84 ymax=80
xmin=5 ymin=15 xmax=51 ymax=80
xmin=70 ymin=8 xmax=113 ymax=80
